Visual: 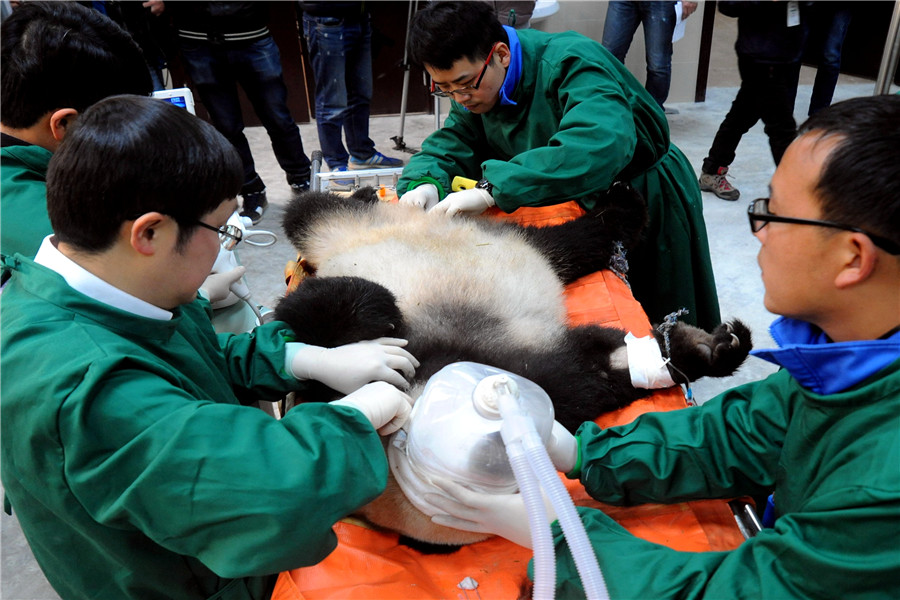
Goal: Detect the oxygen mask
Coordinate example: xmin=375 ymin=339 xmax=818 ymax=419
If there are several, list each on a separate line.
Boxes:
xmin=389 ymin=362 xmax=554 ymax=511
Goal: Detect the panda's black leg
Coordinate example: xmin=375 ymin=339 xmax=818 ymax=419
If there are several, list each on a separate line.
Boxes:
xmin=521 ymin=326 xmax=650 ymax=432
xmin=654 ymin=318 xmax=753 ymax=383
xmin=274 ymin=276 xmax=405 ymax=348
xmin=525 ymin=320 xmax=752 ymax=432
xmin=519 ymin=183 xmax=648 ymax=285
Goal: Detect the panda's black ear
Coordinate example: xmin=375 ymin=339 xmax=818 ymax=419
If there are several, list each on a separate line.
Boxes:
xmin=350 ymin=186 xmax=380 ymax=204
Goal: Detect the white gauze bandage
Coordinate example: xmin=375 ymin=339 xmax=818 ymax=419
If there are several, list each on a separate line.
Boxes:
xmin=624 ymin=332 xmax=676 ymax=389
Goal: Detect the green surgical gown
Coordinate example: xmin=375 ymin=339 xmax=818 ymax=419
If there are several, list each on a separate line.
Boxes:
xmin=1 ymin=256 xmax=388 ymax=600
xmin=399 ymin=29 xmax=720 ymax=329
xmin=1 ymin=143 xmax=53 ymax=259
xmin=541 ymin=361 xmax=900 ymax=598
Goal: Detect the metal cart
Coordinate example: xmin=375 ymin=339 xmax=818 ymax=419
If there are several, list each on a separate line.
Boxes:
xmin=309 ymin=150 xmax=404 ymax=194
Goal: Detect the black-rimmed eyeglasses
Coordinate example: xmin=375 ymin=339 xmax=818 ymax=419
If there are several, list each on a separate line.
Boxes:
xmin=748 ymin=198 xmax=900 ymax=255
xmin=195 ymin=221 xmax=243 ymax=251
xmin=430 ymin=43 xmax=498 ymax=98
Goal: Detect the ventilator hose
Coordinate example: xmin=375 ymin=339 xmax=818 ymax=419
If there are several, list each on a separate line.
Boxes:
xmin=506 ymin=440 xmax=556 ymax=600
xmin=522 ymin=435 xmax=609 ymax=600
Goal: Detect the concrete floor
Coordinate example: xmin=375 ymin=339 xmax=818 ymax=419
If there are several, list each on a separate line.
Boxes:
xmin=2 ymin=16 xmax=896 ymax=598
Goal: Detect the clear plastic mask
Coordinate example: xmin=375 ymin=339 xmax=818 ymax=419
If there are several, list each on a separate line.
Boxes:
xmin=398 ymin=362 xmax=554 ymax=494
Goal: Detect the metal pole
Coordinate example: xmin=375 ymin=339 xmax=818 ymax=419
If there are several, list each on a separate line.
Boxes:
xmin=434 ymin=96 xmax=442 ymax=130
xmin=391 ymin=0 xmax=417 ymax=152
xmin=875 ymin=0 xmax=900 ymax=95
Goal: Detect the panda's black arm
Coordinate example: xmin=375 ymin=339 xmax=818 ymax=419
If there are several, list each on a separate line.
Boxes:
xmin=517 ymin=183 xmax=648 ymax=285
xmin=518 ymin=221 xmax=620 ymax=285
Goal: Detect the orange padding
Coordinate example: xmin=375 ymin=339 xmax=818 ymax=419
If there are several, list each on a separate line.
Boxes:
xmin=274 ymin=202 xmax=744 ymax=600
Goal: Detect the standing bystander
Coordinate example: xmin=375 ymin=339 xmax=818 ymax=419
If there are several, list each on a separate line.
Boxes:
xmin=166 ymin=1 xmax=312 ymax=224
xmin=698 ymin=1 xmax=807 ymax=201
xmin=601 ymin=0 xmax=698 ymax=112
xmin=299 ymin=1 xmax=404 ymax=188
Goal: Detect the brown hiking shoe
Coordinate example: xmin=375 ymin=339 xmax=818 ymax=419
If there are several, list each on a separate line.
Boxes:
xmin=699 ymin=166 xmax=740 ymax=201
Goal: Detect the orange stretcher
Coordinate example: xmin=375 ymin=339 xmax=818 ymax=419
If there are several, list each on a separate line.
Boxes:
xmin=273 ymin=203 xmax=746 ymax=600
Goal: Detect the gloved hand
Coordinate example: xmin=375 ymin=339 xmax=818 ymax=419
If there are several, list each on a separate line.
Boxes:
xmin=290 ymin=337 xmax=419 ymax=395
xmin=547 ymin=420 xmax=578 ymax=473
xmin=428 ymin=188 xmax=494 ymax=218
xmin=331 ymin=381 xmax=414 ymax=435
xmin=399 ymin=183 xmax=440 ymax=211
xmin=424 ymin=478 xmax=555 ymax=549
xmin=200 ymin=266 xmax=246 ymax=303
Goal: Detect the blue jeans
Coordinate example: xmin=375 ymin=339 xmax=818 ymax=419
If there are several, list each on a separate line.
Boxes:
xmin=302 ymin=14 xmax=377 ymax=170
xmin=179 ymin=36 xmax=311 ymax=192
xmin=601 ymin=1 xmax=677 ymax=108
xmin=804 ymin=4 xmax=853 ymax=116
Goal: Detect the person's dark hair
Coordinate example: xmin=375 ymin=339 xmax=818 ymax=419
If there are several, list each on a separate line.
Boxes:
xmin=798 ymin=95 xmax=900 ymax=253
xmin=46 ymin=95 xmax=243 ymax=253
xmin=408 ymin=1 xmax=508 ymax=70
xmin=0 ymin=1 xmax=152 ymax=129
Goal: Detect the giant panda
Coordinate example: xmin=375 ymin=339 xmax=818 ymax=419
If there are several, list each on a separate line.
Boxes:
xmin=275 ymin=186 xmax=751 ymax=549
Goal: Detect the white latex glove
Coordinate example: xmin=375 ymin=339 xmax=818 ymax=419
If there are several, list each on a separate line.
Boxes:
xmin=424 ymin=478 xmax=555 ymax=549
xmin=290 ymin=337 xmax=419 ymax=395
xmin=547 ymin=421 xmax=578 ymax=473
xmin=428 ymin=188 xmax=494 ymax=218
xmin=331 ymin=381 xmax=414 ymax=435
xmin=200 ymin=266 xmax=246 ymax=303
xmin=399 ymin=183 xmax=440 ymax=211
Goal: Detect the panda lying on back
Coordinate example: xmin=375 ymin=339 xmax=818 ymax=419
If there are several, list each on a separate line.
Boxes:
xmin=275 ymin=186 xmax=751 ymax=548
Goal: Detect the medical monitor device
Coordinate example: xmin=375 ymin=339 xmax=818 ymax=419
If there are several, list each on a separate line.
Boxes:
xmin=151 ymin=87 xmax=196 ymax=115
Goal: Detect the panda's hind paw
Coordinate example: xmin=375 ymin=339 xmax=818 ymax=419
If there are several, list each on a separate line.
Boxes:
xmin=662 ymin=318 xmax=753 ymax=382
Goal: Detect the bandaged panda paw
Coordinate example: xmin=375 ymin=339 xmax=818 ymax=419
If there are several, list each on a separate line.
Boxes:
xmin=624 ymin=332 xmax=676 ymax=389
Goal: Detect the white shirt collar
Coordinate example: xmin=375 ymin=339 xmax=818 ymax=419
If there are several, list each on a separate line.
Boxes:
xmin=34 ymin=235 xmax=173 ymax=321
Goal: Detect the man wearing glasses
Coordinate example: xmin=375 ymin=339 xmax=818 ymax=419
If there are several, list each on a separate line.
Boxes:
xmin=396 ymin=1 xmax=720 ymax=331
xmin=419 ymin=95 xmax=900 ymax=598
xmin=1 ymin=95 xmax=421 ymax=599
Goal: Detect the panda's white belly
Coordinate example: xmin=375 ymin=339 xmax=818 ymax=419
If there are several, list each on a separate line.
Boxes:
xmin=306 ymin=206 xmax=568 ymax=349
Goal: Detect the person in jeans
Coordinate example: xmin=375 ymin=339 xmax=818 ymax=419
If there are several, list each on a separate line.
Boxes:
xmin=803 ymin=2 xmax=854 ymax=117
xmin=601 ymin=1 xmax=698 ymax=111
xmin=698 ymin=1 xmax=806 ymax=201
xmin=167 ymin=1 xmax=312 ymax=224
xmin=299 ymin=1 xmax=403 ymax=188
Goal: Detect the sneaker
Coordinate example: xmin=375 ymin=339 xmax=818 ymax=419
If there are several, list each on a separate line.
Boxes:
xmin=290 ymin=182 xmax=309 ymax=198
xmin=329 ymin=166 xmax=355 ymax=191
xmin=348 ymin=151 xmax=405 ymax=170
xmin=240 ymin=190 xmax=268 ymax=225
xmin=699 ymin=166 xmax=740 ymax=201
